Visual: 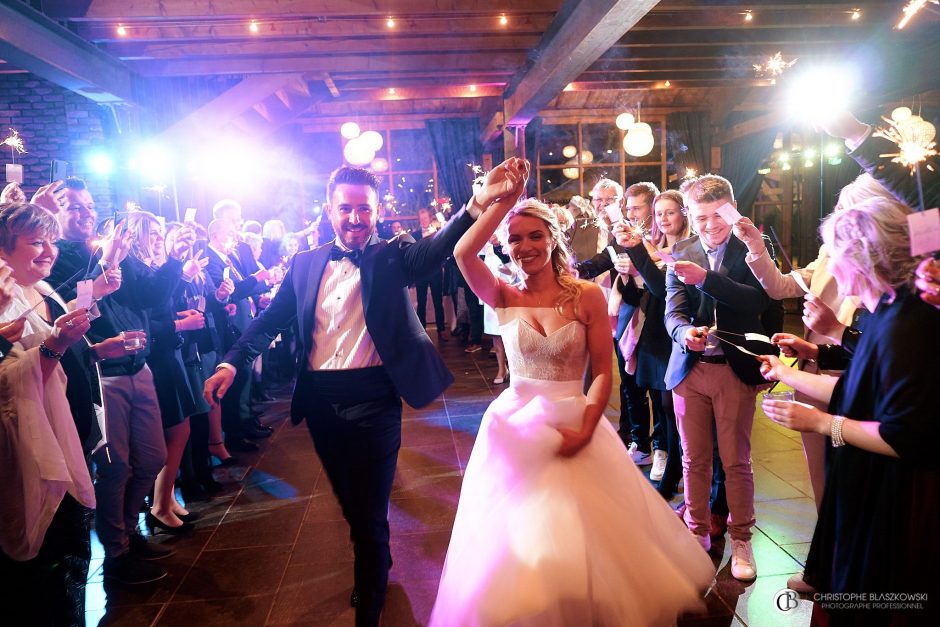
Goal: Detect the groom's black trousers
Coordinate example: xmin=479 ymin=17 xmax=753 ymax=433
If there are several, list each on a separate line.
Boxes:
xmin=296 ymin=367 xmax=401 ymax=627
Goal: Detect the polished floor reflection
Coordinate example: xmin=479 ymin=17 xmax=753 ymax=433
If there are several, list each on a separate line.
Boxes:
xmin=85 ymin=333 xmax=816 ymax=626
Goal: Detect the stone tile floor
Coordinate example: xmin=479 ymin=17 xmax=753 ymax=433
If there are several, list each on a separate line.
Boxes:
xmin=85 ymin=331 xmax=817 ymax=626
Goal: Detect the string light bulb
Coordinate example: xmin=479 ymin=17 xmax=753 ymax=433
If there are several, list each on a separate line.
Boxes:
xmin=499 ymin=14 xmax=508 ymax=26
xmin=249 ymin=20 xmax=259 ymax=33
xmin=116 ymin=24 xmax=127 ymax=36
xmin=386 ymin=16 xmax=395 ymax=28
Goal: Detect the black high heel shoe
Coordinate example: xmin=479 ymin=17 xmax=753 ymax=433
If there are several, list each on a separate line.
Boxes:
xmin=208 ymin=441 xmax=239 ymax=467
xmin=146 ymin=512 xmax=194 ymax=535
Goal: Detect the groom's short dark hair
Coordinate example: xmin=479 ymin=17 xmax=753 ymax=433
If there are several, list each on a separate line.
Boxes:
xmin=327 ymin=167 xmax=380 ymax=203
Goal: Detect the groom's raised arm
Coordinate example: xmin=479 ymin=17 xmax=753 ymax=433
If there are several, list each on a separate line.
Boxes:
xmin=401 ymin=206 xmax=477 ymax=283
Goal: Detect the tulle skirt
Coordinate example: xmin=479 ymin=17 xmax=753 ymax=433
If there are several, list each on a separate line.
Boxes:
xmin=430 ymin=376 xmax=714 ymax=627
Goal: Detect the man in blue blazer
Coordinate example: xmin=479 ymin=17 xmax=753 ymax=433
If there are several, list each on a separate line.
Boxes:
xmin=204 ymin=165 xmax=490 ymax=625
xmin=664 ymin=174 xmax=775 ymax=583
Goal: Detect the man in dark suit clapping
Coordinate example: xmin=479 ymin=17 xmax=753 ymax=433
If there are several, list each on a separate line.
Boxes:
xmin=204 ymin=165 xmax=501 ymax=625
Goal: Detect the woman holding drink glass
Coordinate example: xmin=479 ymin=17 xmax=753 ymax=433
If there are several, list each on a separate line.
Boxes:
xmin=757 ymin=195 xmax=939 ymax=625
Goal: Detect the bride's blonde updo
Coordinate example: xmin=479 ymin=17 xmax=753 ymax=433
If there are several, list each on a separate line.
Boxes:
xmin=497 ymin=198 xmax=583 ymax=318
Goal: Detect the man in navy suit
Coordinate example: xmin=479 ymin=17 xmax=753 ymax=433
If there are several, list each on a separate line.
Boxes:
xmin=664 ymin=174 xmax=774 ymax=583
xmin=204 ymin=165 xmax=491 ymax=625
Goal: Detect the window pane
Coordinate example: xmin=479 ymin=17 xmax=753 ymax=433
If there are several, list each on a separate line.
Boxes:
xmin=538 ymin=125 xmax=578 ymax=167
xmin=390 ymin=130 xmax=433 ymax=171
xmin=582 ymin=124 xmax=622 ymax=165
xmin=625 ymin=120 xmax=664 ymax=164
xmin=624 ymin=165 xmax=664 ymax=191
xmin=582 ymin=166 xmax=622 ymax=194
xmin=391 ymin=171 xmax=435 ymax=215
xmin=539 ymin=167 xmax=580 ymax=203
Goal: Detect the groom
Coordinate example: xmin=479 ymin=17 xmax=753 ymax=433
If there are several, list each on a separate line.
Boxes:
xmin=204 ymin=165 xmax=487 ymax=625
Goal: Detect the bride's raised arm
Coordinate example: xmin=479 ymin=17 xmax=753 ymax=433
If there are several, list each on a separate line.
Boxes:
xmin=454 ymin=158 xmax=529 ymax=309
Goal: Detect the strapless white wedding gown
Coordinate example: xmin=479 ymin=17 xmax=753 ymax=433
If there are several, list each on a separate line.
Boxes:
xmin=430 ymin=308 xmax=714 ymax=627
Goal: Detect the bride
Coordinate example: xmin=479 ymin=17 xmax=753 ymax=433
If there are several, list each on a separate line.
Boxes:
xmin=430 ymin=159 xmax=714 ymax=626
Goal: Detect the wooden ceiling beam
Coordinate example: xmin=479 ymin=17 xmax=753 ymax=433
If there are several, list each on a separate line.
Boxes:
xmin=160 ymin=73 xmax=305 ymax=143
xmin=76 ymin=0 xmax=561 ymax=20
xmin=129 ymin=51 xmax=528 ymax=77
xmin=105 ymin=34 xmax=541 ymax=60
xmin=77 ymin=15 xmax=556 ymax=43
xmin=0 ymin=0 xmax=137 ymax=103
xmin=713 ymin=110 xmax=791 ymax=146
xmin=614 ymin=26 xmax=874 ymax=46
xmin=482 ymin=0 xmax=660 ymax=143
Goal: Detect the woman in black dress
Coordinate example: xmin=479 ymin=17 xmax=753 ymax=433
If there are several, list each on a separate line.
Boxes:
xmin=758 ymin=195 xmax=939 ymax=626
xmin=124 ymin=212 xmax=202 ymax=533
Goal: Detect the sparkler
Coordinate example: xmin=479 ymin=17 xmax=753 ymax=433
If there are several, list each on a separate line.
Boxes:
xmin=753 ymin=52 xmax=797 ymax=78
xmin=874 ymin=107 xmax=938 ymax=211
xmin=897 ymin=0 xmax=939 ymax=29
xmin=684 ymin=167 xmax=697 ymax=179
xmin=2 ymin=128 xmax=26 ymax=162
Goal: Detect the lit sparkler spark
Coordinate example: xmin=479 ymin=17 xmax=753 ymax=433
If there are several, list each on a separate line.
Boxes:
xmin=2 ymin=129 xmax=26 ymax=154
xmin=897 ymin=0 xmax=939 ymax=29
xmin=684 ymin=168 xmax=697 ymax=179
xmin=624 ymin=216 xmax=652 ymax=240
xmin=467 ymin=163 xmax=487 ymax=187
xmin=753 ymin=52 xmax=797 ymax=78
xmin=874 ymin=115 xmax=937 ymax=172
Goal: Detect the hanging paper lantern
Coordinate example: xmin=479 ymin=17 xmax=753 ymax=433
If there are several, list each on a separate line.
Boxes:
xmin=911 ymin=120 xmax=937 ymax=144
xmin=340 ymin=122 xmax=361 ymax=139
xmin=623 ymin=129 xmax=655 ymax=157
xmin=562 ymin=166 xmax=579 ymax=180
xmin=562 ymin=145 xmax=577 ymax=158
xmin=371 ymin=157 xmax=389 ymax=172
xmin=580 ymin=150 xmax=594 ymax=164
xmin=615 ymin=112 xmax=635 ymax=130
xmin=344 ymin=137 xmax=375 ymax=165
xmin=631 ymin=122 xmax=653 ymax=137
xmin=360 ymin=130 xmax=384 ymax=152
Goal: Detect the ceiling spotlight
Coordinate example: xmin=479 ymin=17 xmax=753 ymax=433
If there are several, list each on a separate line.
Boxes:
xmin=664 ymin=80 xmax=672 ymax=87
xmin=386 ymin=16 xmax=395 ymax=28
xmin=388 ymin=87 xmax=396 ymax=95
xmin=744 ymin=10 xmax=754 ymax=22
xmin=469 ymin=84 xmax=477 ymax=92
xmin=249 ymin=20 xmax=259 ymax=33
xmin=851 ymin=9 xmax=861 ymax=20
xmin=116 ymin=24 xmax=128 ymax=36
xmin=499 ymin=14 xmax=508 ymax=26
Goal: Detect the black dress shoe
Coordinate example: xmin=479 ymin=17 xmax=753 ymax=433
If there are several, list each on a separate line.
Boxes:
xmin=177 ymin=510 xmax=201 ymax=523
xmin=244 ymin=426 xmax=273 ymax=439
xmin=128 ymin=533 xmax=175 ymax=560
xmin=145 ymin=512 xmax=194 ymax=535
xmin=225 ymin=438 xmax=259 ymax=452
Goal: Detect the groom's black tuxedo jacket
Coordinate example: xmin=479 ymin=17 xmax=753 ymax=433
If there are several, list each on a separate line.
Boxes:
xmin=222 ymin=209 xmax=476 ymax=417
xmin=664 ymin=235 xmax=775 ymax=389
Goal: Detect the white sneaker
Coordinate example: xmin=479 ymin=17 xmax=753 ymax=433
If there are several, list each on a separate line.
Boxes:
xmin=649 ymin=449 xmax=667 ymax=481
xmin=627 ymin=442 xmax=652 ymax=465
xmin=730 ymin=539 xmax=757 ymax=581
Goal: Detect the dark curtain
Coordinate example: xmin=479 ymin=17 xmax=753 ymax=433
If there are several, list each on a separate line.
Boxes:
xmin=667 ymin=112 xmax=712 ymax=178
xmin=720 ymin=123 xmax=779 ymax=217
xmin=425 ymin=118 xmax=484 ymax=210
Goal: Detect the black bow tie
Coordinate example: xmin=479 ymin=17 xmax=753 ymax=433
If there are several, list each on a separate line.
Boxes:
xmin=330 ymin=245 xmax=362 ymax=266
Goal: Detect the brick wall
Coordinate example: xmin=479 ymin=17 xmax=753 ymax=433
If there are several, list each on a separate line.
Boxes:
xmin=0 ymin=73 xmax=115 ymax=208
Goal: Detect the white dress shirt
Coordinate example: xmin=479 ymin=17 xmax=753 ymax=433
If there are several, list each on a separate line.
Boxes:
xmin=308 ymin=238 xmax=382 ymax=371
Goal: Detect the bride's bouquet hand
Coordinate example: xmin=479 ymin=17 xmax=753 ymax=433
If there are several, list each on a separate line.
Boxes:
xmin=557 ymin=427 xmax=593 ymax=457
xmin=474 ymin=158 xmax=529 ymax=207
